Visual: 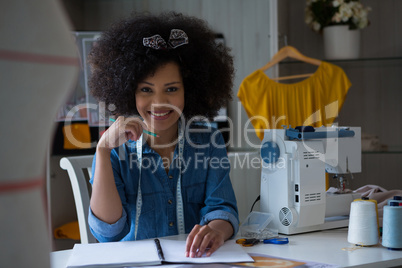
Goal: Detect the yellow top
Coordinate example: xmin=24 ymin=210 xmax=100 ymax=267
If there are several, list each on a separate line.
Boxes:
xmin=237 ymin=61 xmax=351 ymax=140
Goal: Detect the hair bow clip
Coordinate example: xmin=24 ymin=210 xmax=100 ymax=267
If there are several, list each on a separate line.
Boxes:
xmin=143 ymin=34 xmax=168 ymax=50
xmin=168 ymin=29 xmax=189 ymax=48
xmin=143 ymin=29 xmax=188 ymax=50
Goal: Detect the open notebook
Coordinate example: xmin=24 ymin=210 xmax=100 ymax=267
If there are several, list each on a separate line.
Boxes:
xmin=66 ymin=239 xmax=254 ymax=267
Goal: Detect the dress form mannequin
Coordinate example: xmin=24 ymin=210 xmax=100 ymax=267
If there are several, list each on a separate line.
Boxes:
xmin=0 ymin=1 xmax=79 ymax=267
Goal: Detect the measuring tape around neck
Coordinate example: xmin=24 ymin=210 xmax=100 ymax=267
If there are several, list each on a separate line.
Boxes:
xmin=134 ymin=123 xmax=185 ymax=240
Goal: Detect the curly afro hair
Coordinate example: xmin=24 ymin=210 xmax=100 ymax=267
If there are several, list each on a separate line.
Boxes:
xmin=88 ymin=12 xmax=234 ymax=120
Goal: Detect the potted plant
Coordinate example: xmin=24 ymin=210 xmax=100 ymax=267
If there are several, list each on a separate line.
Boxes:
xmin=305 ymin=0 xmax=371 ymax=59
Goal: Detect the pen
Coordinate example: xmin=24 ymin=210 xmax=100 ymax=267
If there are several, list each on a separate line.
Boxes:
xmin=154 ymin=238 xmax=165 ymax=261
xmin=109 ymin=118 xmax=159 ymax=137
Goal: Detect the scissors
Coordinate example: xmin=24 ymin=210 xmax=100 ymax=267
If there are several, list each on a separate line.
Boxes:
xmin=236 ymin=237 xmax=289 ymax=247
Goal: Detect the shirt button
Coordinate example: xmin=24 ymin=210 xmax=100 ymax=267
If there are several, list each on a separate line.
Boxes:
xmin=168 ymin=199 xmax=173 ymax=204
xmin=169 ymin=222 xmax=174 ymax=227
xmin=169 ymin=175 xmax=173 ymax=179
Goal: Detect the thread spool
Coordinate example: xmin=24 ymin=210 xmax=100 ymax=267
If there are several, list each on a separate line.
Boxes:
xmin=382 ymin=201 xmax=402 ymax=250
xmin=348 ymin=200 xmax=379 ymax=246
xmin=353 ymin=197 xmax=380 ymax=236
xmin=387 ymin=196 xmax=402 ymax=206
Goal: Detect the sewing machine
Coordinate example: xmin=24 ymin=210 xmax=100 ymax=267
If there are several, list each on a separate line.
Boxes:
xmin=260 ymin=126 xmax=361 ymax=235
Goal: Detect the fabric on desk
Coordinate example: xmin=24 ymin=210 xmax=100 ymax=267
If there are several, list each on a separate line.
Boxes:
xmin=354 ymin=184 xmax=388 ymax=197
xmin=237 ymin=61 xmax=351 ymax=140
xmin=327 ymin=187 xmax=353 ymax=194
xmin=54 ymin=221 xmax=80 ymax=240
xmin=88 ymin=125 xmax=239 ymax=242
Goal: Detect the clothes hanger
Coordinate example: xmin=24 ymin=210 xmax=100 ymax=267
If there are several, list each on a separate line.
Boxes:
xmin=259 ymin=45 xmax=321 ymax=81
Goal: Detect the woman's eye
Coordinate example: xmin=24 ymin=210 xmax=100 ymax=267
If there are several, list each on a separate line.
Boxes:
xmin=167 ymin=87 xmax=178 ymax=92
xmin=140 ymin=87 xmax=152 ymax=93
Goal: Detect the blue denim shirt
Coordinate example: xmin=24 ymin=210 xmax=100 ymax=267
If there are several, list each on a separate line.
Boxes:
xmin=88 ymin=125 xmax=239 ymax=242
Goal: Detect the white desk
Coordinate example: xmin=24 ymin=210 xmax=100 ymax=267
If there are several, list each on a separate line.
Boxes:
xmin=51 ymin=229 xmax=402 ymax=268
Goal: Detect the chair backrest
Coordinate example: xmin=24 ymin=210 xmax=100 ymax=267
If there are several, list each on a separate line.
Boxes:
xmin=60 ymin=155 xmax=97 ymax=244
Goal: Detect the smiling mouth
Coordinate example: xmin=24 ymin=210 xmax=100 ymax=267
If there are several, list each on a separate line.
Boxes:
xmin=149 ymin=110 xmax=173 ymax=117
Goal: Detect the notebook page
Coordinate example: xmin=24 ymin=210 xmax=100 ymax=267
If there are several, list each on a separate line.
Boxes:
xmin=66 ymin=240 xmax=161 ymax=268
xmin=160 ymin=239 xmax=254 ymax=264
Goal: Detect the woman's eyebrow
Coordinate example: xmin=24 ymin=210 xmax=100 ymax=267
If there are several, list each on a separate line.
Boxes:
xmin=165 ymin=81 xmax=181 ymax=86
xmin=140 ymin=81 xmax=154 ymax=86
xmin=139 ymin=81 xmax=181 ymax=86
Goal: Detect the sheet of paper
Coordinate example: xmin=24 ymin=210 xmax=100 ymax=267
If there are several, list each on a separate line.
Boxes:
xmin=161 ymin=239 xmax=254 ymax=264
xmin=67 ymin=240 xmax=161 ymax=268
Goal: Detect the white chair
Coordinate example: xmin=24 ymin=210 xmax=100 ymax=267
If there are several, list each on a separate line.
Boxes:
xmin=60 ymin=155 xmax=97 ymax=244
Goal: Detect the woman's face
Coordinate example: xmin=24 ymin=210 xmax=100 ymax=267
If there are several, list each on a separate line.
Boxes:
xmin=135 ymin=62 xmax=185 ymax=133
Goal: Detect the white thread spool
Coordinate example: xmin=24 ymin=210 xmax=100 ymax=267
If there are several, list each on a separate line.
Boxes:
xmin=382 ymin=202 xmax=402 ymax=249
xmin=348 ymin=201 xmax=379 ymax=246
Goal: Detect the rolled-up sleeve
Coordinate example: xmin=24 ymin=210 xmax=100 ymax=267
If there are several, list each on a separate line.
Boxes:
xmin=88 ymin=152 xmax=131 ymax=242
xmin=88 ymin=207 xmax=129 ymax=241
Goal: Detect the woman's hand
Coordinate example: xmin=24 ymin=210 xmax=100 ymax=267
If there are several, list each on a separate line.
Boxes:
xmin=97 ymin=116 xmax=145 ymax=151
xmin=185 ymin=220 xmax=234 ymax=258
xmin=91 ymin=116 xmax=146 ymax=224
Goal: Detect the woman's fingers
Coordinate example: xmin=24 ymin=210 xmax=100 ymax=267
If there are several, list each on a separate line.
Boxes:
xmin=124 ymin=118 xmax=144 ymax=141
xmin=124 ymin=117 xmax=147 ymax=140
xmin=185 ymin=224 xmax=201 ymax=257
xmin=99 ymin=116 xmax=147 ymax=149
xmin=185 ymin=225 xmax=224 ymax=258
xmin=203 ymin=237 xmax=223 ymax=257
